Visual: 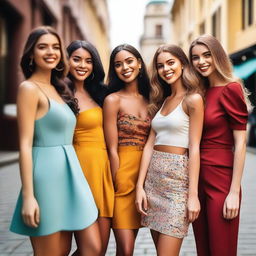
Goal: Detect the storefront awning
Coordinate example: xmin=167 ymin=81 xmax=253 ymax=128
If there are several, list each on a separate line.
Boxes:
xmin=233 ymin=58 xmax=256 ymax=80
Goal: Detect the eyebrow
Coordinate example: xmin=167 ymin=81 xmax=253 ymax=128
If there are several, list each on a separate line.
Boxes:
xmin=72 ymin=55 xmax=92 ymax=59
xmin=114 ymin=56 xmax=134 ymax=63
xmin=157 ymin=58 xmax=175 ymax=64
xmin=37 ymin=43 xmax=60 ymax=46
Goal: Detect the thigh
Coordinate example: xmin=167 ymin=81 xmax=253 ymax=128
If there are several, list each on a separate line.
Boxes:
xmin=30 ymin=231 xmax=72 ymax=256
xmin=113 ymin=228 xmax=138 ymax=256
xmin=74 ymin=221 xmax=101 ymax=256
xmin=157 ymin=233 xmax=183 ymax=256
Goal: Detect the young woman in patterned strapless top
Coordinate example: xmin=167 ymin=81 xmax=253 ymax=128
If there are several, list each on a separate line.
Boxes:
xmin=103 ymin=44 xmax=151 ymax=256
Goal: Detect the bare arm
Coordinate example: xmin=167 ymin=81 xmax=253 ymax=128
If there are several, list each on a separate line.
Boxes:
xmin=135 ymin=128 xmax=156 ymax=215
xmin=223 ymin=130 xmax=246 ymax=219
xmin=103 ymin=94 xmax=120 ymax=185
xmin=18 ymin=82 xmax=40 ymax=227
xmin=186 ymin=94 xmax=204 ymax=222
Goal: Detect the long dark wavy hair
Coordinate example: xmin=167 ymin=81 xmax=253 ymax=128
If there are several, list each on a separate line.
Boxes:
xmin=20 ymin=26 xmax=79 ymax=114
xmin=107 ymin=44 xmax=151 ymax=101
xmin=66 ymin=40 xmax=107 ymax=107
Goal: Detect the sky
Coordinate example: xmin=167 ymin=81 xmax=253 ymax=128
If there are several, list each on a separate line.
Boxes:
xmin=107 ymin=0 xmax=149 ymax=50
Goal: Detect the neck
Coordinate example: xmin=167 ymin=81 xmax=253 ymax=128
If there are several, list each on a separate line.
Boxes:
xmin=31 ymin=69 xmax=52 ymax=85
xmin=123 ymin=80 xmax=140 ymax=96
xmin=208 ymin=71 xmax=225 ymax=87
xmin=74 ymin=80 xmax=85 ymax=93
xmin=169 ymin=78 xmax=186 ymax=97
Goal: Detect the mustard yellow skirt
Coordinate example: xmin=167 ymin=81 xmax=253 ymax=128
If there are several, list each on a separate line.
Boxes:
xmin=112 ymin=146 xmax=143 ymax=229
xmin=74 ymin=142 xmax=114 ymax=217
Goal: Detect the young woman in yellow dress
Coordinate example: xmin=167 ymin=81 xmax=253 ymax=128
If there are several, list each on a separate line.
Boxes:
xmin=66 ymin=40 xmax=114 ymax=255
xmin=103 ymin=44 xmax=151 ymax=255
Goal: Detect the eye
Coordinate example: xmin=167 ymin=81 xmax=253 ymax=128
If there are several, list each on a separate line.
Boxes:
xmin=72 ymin=57 xmax=80 ymax=63
xmin=204 ymin=53 xmax=211 ymax=58
xmin=167 ymin=61 xmax=175 ymax=66
xmin=191 ymin=56 xmax=199 ymax=61
xmin=157 ymin=64 xmax=163 ymax=69
xmin=114 ymin=63 xmax=121 ymax=68
xmin=127 ymin=59 xmax=134 ymax=64
xmin=86 ymin=59 xmax=92 ymax=64
xmin=53 ymin=45 xmax=60 ymax=50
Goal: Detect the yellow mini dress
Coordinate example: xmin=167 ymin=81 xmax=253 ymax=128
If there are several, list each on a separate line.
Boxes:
xmin=73 ymin=107 xmax=114 ymax=217
xmin=112 ymin=112 xmax=151 ymax=229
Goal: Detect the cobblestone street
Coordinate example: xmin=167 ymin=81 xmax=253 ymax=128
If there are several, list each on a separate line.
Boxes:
xmin=0 ymin=152 xmax=255 ymax=255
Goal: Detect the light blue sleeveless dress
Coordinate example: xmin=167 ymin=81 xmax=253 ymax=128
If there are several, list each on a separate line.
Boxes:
xmin=10 ymin=99 xmax=98 ymax=236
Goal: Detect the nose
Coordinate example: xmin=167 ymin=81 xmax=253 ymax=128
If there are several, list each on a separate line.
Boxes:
xmin=198 ymin=56 xmax=205 ymax=64
xmin=47 ymin=47 xmax=54 ymax=54
xmin=122 ymin=62 xmax=129 ymax=70
xmin=163 ymin=63 xmax=169 ymax=72
xmin=80 ymin=60 xmax=86 ymax=68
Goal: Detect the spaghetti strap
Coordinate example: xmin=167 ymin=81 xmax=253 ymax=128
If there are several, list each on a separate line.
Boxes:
xmin=33 ymin=82 xmax=50 ymax=106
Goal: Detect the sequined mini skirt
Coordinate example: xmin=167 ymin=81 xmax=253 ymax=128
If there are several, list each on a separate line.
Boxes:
xmin=141 ymin=150 xmax=189 ymax=238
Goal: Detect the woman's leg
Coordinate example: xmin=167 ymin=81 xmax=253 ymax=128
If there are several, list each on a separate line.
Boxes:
xmin=113 ymin=228 xmax=138 ymax=256
xmin=150 ymin=229 xmax=160 ymax=249
xmin=73 ymin=221 xmax=102 ymax=256
xmin=30 ymin=231 xmax=72 ymax=256
xmin=156 ymin=233 xmax=183 ymax=256
xmin=98 ymin=217 xmax=112 ymax=255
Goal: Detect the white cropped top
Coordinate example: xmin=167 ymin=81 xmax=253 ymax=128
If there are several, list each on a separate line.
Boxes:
xmin=152 ymin=99 xmax=189 ymax=148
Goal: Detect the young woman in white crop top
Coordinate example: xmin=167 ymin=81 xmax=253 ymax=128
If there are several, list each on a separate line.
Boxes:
xmin=136 ymin=44 xmax=204 ymax=256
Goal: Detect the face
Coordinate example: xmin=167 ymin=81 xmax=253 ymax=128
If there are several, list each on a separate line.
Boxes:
xmin=33 ymin=33 xmax=61 ymax=70
xmin=191 ymin=44 xmax=216 ymax=77
xmin=69 ymin=48 xmax=93 ymax=81
xmin=156 ymin=52 xmax=183 ymax=85
xmin=114 ymin=50 xmax=141 ymax=84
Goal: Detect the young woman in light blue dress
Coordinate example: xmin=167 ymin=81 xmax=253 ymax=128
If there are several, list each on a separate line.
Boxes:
xmin=10 ymin=26 xmax=101 ymax=256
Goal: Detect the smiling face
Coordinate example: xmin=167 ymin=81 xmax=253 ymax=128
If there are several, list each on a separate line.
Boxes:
xmin=33 ymin=33 xmax=61 ymax=71
xmin=156 ymin=51 xmax=183 ymax=85
xmin=69 ymin=48 xmax=93 ymax=82
xmin=114 ymin=50 xmax=141 ymax=84
xmin=191 ymin=44 xmax=216 ymax=77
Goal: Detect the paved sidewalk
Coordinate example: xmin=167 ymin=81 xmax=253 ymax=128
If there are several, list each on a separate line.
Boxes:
xmin=0 ymin=152 xmax=255 ymax=255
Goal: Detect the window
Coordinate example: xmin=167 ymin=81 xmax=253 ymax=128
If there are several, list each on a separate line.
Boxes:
xmin=243 ymin=0 xmax=254 ymax=29
xmin=212 ymin=7 xmax=221 ymax=40
xmin=155 ymin=24 xmax=162 ymax=37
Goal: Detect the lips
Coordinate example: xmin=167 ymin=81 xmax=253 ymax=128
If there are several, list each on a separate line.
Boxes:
xmin=199 ymin=65 xmax=210 ymax=72
xmin=122 ymin=71 xmax=133 ymax=78
xmin=43 ymin=57 xmax=57 ymax=63
xmin=164 ymin=72 xmax=174 ymax=79
xmin=75 ymin=69 xmax=87 ymax=76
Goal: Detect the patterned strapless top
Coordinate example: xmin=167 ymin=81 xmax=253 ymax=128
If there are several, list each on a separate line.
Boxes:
xmin=117 ymin=112 xmax=151 ymax=146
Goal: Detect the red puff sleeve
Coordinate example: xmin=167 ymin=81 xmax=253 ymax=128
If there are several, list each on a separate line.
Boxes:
xmin=220 ymin=82 xmax=248 ymax=130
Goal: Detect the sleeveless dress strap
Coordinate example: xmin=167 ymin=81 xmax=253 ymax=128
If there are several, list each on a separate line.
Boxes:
xmin=33 ymin=82 xmax=50 ymax=106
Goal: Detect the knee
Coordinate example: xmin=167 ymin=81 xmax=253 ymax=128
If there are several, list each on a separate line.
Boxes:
xmin=61 ymin=243 xmax=72 ymax=256
xmin=79 ymin=242 xmax=102 ymax=256
xmin=117 ymin=245 xmax=134 ymax=256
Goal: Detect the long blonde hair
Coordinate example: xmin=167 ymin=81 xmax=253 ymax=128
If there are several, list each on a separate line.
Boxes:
xmin=149 ymin=44 xmax=203 ymax=116
xmin=189 ymin=34 xmax=251 ymax=109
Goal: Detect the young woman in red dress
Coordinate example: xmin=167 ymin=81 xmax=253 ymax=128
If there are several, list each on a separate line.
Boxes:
xmin=189 ymin=34 xmax=249 ymax=256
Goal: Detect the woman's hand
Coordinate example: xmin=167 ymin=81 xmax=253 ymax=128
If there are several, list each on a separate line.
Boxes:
xmin=223 ymin=191 xmax=240 ymax=219
xmin=22 ymin=196 xmax=40 ymax=228
xmin=135 ymin=186 xmax=148 ymax=216
xmin=187 ymin=195 xmax=200 ymax=222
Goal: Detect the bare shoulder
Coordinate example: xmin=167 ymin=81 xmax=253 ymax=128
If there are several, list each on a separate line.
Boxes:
xmin=185 ymin=93 xmax=204 ymax=108
xmin=104 ymin=92 xmax=121 ymax=106
xmin=18 ymin=81 xmax=40 ymax=101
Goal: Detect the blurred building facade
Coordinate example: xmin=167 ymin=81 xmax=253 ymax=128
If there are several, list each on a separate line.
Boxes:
xmin=140 ymin=0 xmax=172 ymax=65
xmin=0 ymin=0 xmax=110 ymax=150
xmin=171 ymin=0 xmax=256 ymax=146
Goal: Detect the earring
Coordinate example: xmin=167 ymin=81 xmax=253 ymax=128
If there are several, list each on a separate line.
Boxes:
xmin=90 ymin=73 xmax=95 ymax=80
xmin=29 ymin=58 xmax=34 ymax=71
xmin=55 ymin=63 xmax=64 ymax=72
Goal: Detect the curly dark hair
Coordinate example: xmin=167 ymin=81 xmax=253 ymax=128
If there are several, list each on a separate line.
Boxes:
xmin=107 ymin=44 xmax=151 ymax=101
xmin=20 ymin=26 xmax=79 ymax=114
xmin=66 ymin=40 xmax=108 ymax=107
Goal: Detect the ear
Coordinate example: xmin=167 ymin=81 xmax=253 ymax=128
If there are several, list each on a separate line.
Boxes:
xmin=138 ymin=58 xmax=142 ymax=69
